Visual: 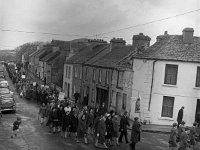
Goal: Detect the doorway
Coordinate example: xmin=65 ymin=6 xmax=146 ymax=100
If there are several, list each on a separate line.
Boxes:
xmin=96 ymin=87 xmax=108 ymax=108
xmin=195 ymin=99 xmax=200 ymax=124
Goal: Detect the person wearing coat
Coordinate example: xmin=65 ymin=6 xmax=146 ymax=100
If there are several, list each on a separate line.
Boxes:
xmin=179 ymin=126 xmax=189 ymax=150
xmin=38 ymin=103 xmax=47 ymax=125
xmin=105 ymin=114 xmax=114 ymax=146
xmin=95 ymin=115 xmax=108 ymax=149
xmin=168 ymin=123 xmax=178 ymax=150
xmin=189 ymin=122 xmax=198 ymax=150
xmin=77 ymin=114 xmax=88 ymax=144
xmin=130 ymin=117 xmax=141 ymax=150
xmin=112 ymin=115 xmax=120 ymax=146
xmin=69 ymin=111 xmax=79 ymax=140
xmin=119 ymin=111 xmax=130 ymax=143
xmin=177 ymin=106 xmax=184 ymax=128
xmin=62 ymin=111 xmax=71 ymax=138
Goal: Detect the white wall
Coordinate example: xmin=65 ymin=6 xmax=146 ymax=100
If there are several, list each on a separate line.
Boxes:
xmin=150 ymin=60 xmax=200 ymax=126
xmin=62 ymin=64 xmax=73 ymax=98
xmin=132 ymin=59 xmax=200 ymax=126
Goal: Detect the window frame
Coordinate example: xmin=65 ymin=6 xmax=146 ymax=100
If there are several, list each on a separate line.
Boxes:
xmin=105 ymin=71 xmax=109 ymax=84
xmin=161 ymin=96 xmax=174 ymax=118
xmin=195 ymin=66 xmax=200 ymax=87
xmin=99 ymin=69 xmax=102 ymax=83
xmin=65 ymin=66 xmax=68 ymax=78
xmin=164 ymin=64 xmax=178 ymax=85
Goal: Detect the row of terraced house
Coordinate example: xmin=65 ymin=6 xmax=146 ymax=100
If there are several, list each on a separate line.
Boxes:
xmin=18 ymin=27 xmax=200 ymax=126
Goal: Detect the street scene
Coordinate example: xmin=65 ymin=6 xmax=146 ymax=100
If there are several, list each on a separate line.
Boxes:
xmin=1 ymin=0 xmax=200 ymax=150
xmin=0 ymin=67 xmax=170 ymax=150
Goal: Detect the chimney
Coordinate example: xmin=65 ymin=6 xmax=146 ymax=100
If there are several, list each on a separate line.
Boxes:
xmin=132 ymin=33 xmax=151 ymax=49
xmin=110 ymin=38 xmax=126 ymax=50
xmin=88 ymin=39 xmax=107 ymax=46
xmin=156 ymin=31 xmax=169 ymax=42
xmin=182 ymin=28 xmax=194 ymax=44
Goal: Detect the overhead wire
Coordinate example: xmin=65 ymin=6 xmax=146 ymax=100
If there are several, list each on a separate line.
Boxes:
xmin=96 ymin=8 xmax=200 ymax=36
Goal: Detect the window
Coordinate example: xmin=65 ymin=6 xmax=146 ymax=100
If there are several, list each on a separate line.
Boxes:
xmin=91 ymin=89 xmax=95 ymax=103
xmin=164 ymin=64 xmax=178 ymax=85
xmin=65 ymin=66 xmax=68 ymax=78
xmin=85 ymin=68 xmax=88 ymax=81
xmin=80 ymin=68 xmax=82 ymax=79
xmin=117 ymin=71 xmax=124 ymax=87
xmin=93 ymin=69 xmax=96 ymax=81
xmin=74 ymin=67 xmax=78 ymax=78
xmin=161 ymin=96 xmax=174 ymax=118
xmin=196 ymin=67 xmax=200 ymax=87
xmin=68 ymin=66 xmax=71 ymax=79
xmin=106 ymin=71 xmax=109 ymax=84
xmin=122 ymin=93 xmax=127 ymax=110
xmin=99 ymin=70 xmax=102 ymax=83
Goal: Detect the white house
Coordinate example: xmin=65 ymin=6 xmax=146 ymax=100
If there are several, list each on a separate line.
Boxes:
xmin=131 ymin=28 xmax=200 ymax=126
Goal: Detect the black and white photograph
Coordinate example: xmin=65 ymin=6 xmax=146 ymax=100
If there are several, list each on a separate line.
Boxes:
xmin=0 ymin=0 xmax=200 ymax=149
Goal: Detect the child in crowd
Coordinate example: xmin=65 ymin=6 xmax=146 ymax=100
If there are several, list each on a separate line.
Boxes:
xmin=11 ymin=117 xmax=21 ymax=138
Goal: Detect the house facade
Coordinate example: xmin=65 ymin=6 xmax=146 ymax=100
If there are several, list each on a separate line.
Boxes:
xmin=131 ymin=28 xmax=200 ymax=126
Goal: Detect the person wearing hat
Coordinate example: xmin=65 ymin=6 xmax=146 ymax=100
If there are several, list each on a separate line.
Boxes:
xmin=11 ymin=117 xmax=21 ymax=138
xmin=168 ymin=123 xmax=178 ymax=150
xmin=119 ymin=111 xmax=130 ymax=144
xmin=179 ymin=126 xmax=190 ymax=150
xmin=177 ymin=106 xmax=184 ymax=128
xmin=105 ymin=114 xmax=114 ymax=146
xmin=189 ymin=122 xmax=198 ymax=149
xmin=130 ymin=117 xmax=141 ymax=150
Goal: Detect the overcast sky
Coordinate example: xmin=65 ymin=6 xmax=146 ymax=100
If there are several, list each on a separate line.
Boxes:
xmin=0 ymin=0 xmax=200 ymax=49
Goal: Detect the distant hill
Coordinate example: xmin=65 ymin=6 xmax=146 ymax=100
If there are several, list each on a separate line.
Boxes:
xmin=0 ymin=50 xmax=16 ymax=62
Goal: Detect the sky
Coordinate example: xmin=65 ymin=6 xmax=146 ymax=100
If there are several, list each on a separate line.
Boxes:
xmin=0 ymin=0 xmax=200 ymax=50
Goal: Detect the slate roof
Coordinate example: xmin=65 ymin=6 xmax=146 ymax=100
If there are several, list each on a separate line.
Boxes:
xmin=134 ymin=35 xmax=200 ymax=63
xmin=65 ymin=44 xmax=108 ymax=64
xmin=89 ymin=45 xmax=136 ymax=68
xmin=41 ymin=51 xmax=61 ymax=62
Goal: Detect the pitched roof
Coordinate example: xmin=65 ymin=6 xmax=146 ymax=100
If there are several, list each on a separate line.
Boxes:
xmin=41 ymin=51 xmax=60 ymax=62
xmin=89 ymin=45 xmax=136 ymax=68
xmin=65 ymin=44 xmax=108 ymax=64
xmin=134 ymin=35 xmax=200 ymax=63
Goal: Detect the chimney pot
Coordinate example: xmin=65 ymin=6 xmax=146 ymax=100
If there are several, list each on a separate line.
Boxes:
xmin=164 ymin=31 xmax=168 ymax=35
xmin=182 ymin=28 xmax=194 ymax=44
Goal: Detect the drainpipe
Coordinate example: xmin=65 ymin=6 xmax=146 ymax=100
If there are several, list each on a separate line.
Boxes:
xmin=148 ymin=60 xmax=157 ymax=111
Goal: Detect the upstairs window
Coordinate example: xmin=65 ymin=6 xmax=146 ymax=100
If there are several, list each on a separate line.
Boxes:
xmin=196 ymin=67 xmax=200 ymax=87
xmin=93 ymin=69 xmax=96 ymax=81
xmin=85 ymin=68 xmax=88 ymax=81
xmin=68 ymin=66 xmax=71 ymax=79
xmin=161 ymin=96 xmax=174 ymax=118
xmin=164 ymin=64 xmax=178 ymax=85
xmin=74 ymin=67 xmax=78 ymax=78
xmin=106 ymin=71 xmax=109 ymax=84
xmin=65 ymin=66 xmax=68 ymax=78
xmin=99 ymin=70 xmax=102 ymax=83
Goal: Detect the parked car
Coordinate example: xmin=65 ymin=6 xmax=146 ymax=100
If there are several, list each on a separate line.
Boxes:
xmin=0 ymin=97 xmax=16 ymax=113
xmin=0 ymin=88 xmax=15 ymax=113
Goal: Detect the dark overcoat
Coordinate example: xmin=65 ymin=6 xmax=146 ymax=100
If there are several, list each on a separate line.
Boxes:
xmin=177 ymin=109 xmax=183 ymax=123
xmin=131 ymin=121 xmax=141 ymax=143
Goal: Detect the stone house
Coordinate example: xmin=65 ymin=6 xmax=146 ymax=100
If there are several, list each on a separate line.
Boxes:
xmin=131 ymin=28 xmax=200 ymax=126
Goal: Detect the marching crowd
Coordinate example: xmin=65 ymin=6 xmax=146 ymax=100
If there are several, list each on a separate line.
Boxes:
xmin=169 ymin=106 xmax=200 ymax=150
xmin=38 ymin=100 xmax=141 ymax=150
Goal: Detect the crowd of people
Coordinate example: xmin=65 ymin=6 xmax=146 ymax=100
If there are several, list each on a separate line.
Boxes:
xmin=169 ymin=106 xmax=200 ymax=150
xmin=38 ymin=100 xmax=141 ymax=149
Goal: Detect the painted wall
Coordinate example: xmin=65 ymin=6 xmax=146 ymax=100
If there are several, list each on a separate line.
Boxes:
xmin=62 ymin=64 xmax=73 ymax=98
xmin=132 ymin=59 xmax=200 ymax=126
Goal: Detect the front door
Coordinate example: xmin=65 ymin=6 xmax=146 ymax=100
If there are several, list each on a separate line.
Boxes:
xmin=195 ymin=99 xmax=200 ymax=124
xmin=96 ymin=88 xmax=108 ymax=108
